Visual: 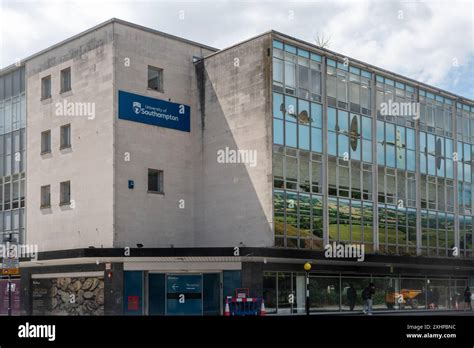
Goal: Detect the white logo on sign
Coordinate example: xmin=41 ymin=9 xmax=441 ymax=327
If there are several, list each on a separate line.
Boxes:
xmin=133 ymin=102 xmax=142 ymax=114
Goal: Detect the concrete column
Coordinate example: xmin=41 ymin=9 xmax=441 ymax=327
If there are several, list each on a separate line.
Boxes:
xmin=241 ymin=262 xmax=264 ymax=298
xmin=104 ymin=262 xmax=124 ymax=315
xmin=321 ymin=55 xmax=329 ymax=247
xmin=19 ymin=268 xmax=32 ymax=315
xmin=371 ymin=73 xmax=379 ymax=251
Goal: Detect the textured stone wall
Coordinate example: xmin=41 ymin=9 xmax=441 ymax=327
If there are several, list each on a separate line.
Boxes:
xmin=32 ymin=277 xmax=104 ymax=315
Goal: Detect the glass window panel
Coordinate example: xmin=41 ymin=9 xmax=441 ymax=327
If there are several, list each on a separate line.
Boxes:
xmin=285 ymin=121 xmax=297 ymax=148
xmin=312 ymin=162 xmax=322 ymax=193
xmin=285 ymin=95 xmax=297 ymax=119
xmin=446 ymin=159 xmax=454 ymax=179
xmin=328 ymin=132 xmax=337 ymax=156
xmin=286 ymin=156 xmax=298 ymax=183
xmin=445 ymin=138 xmax=453 ymax=158
xmin=377 ymin=121 xmax=384 ymax=141
xmin=377 ymin=141 xmax=385 ymax=165
xmin=310 ymin=69 xmax=321 ymax=97
xmin=273 ymin=119 xmax=284 ymax=145
xmin=298 ymin=62 xmax=310 ymax=94
xmin=406 ymin=128 xmax=415 ymax=150
xmin=285 ymin=61 xmax=296 ymax=88
xmin=350 ymin=138 xmax=361 ymax=161
xmin=385 ymin=123 xmax=395 ymax=143
xmin=273 ymin=40 xmax=283 ymax=49
xmin=428 ymin=155 xmax=436 ymax=176
xmin=427 ymin=134 xmax=435 ymax=153
xmin=299 ymin=125 xmax=310 ymax=150
xmin=360 ymin=84 xmax=370 ymax=110
xmin=407 ymin=150 xmax=416 ymax=172
xmin=273 ymin=58 xmax=284 ymax=83
xmin=327 ymin=74 xmax=336 ymax=99
xmin=311 ymin=128 xmax=322 ymax=153
xmin=273 ymin=92 xmax=284 ymax=119
xmin=298 ymin=99 xmax=310 ymax=125
xmin=386 ymin=145 xmax=395 ymax=168
xmin=362 ymin=139 xmax=372 ymax=163
xmin=310 ymin=103 xmax=322 ymax=128
xmin=328 ymin=107 xmax=337 ymax=131
xmin=338 ymin=134 xmax=349 ymax=158
xmin=362 ymin=116 xmax=372 ymax=140
xmin=338 ymin=110 xmax=349 ymax=132
xmin=464 ymin=143 xmax=471 ymax=162
xmin=396 ymin=146 xmax=405 ymax=170
xmin=285 ymin=44 xmax=297 ymax=54
xmin=337 ymin=75 xmax=348 ymax=103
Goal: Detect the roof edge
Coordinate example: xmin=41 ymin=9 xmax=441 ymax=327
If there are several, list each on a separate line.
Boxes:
xmin=271 ymin=30 xmax=474 ymax=104
xmin=0 ymin=18 xmax=219 ymax=75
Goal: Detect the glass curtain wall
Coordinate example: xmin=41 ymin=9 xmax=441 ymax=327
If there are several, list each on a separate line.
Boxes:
xmin=263 ymin=271 xmax=467 ymax=313
xmin=272 ymin=37 xmax=474 ymax=258
xmin=0 ymin=67 xmax=26 ymax=244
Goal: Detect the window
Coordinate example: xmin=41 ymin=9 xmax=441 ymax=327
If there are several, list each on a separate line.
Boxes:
xmin=60 ymin=181 xmax=71 ymax=205
xmin=60 ymin=124 xmax=71 ymax=149
xmin=41 ymin=130 xmax=51 ymax=154
xmin=148 ymin=66 xmax=163 ymax=92
xmin=60 ymin=67 xmax=71 ymax=93
xmin=41 ymin=75 xmax=51 ymax=100
xmin=148 ymin=169 xmax=163 ymax=193
xmin=40 ymin=185 xmax=51 ymax=208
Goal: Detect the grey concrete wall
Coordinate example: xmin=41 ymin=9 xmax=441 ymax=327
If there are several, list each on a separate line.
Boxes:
xmin=194 ymin=34 xmax=274 ymax=247
xmin=113 ymin=22 xmax=215 ymax=248
xmin=26 ymin=24 xmax=115 ymax=251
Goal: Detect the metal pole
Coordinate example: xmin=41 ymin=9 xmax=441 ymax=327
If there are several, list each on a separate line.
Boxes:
xmin=8 ymin=274 xmax=12 ymax=316
xmin=305 ymin=271 xmax=310 ymax=315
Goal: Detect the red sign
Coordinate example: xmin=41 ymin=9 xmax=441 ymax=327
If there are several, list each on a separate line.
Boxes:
xmin=127 ymin=296 xmax=139 ymax=311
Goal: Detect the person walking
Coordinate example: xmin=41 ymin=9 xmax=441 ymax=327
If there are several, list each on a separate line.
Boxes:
xmin=347 ymin=283 xmax=356 ymax=311
xmin=362 ymin=282 xmax=375 ymax=315
xmin=464 ymin=287 xmax=472 ymax=311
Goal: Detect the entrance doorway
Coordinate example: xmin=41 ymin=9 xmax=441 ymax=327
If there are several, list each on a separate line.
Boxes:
xmin=147 ymin=273 xmax=222 ymax=316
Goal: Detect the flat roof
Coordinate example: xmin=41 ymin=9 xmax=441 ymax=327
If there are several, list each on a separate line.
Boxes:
xmin=0 ymin=18 xmax=219 ymax=75
xmin=1 ymin=20 xmax=472 ymax=104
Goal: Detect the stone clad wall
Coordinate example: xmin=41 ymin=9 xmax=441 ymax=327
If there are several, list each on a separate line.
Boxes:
xmin=32 ymin=276 xmax=104 ymax=315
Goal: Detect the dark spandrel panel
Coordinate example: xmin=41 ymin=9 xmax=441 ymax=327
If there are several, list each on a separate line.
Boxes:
xmin=20 ymin=67 xmax=25 ymax=93
xmin=12 ymin=69 xmax=21 ymax=96
xmin=0 ymin=75 xmax=4 ymax=100
xmin=4 ymin=73 xmax=12 ymax=99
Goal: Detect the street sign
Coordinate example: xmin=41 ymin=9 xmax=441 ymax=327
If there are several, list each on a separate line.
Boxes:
xmin=1 ymin=244 xmax=20 ymax=275
xmin=1 ymin=258 xmax=19 ymax=275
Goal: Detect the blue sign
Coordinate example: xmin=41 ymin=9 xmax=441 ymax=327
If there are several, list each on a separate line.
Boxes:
xmin=118 ymin=90 xmax=190 ymax=132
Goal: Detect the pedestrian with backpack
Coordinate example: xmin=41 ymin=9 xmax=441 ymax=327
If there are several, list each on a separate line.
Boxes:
xmin=362 ymin=282 xmax=375 ymax=315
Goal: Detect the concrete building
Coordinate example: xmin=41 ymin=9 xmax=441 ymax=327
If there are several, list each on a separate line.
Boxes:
xmin=0 ymin=18 xmax=472 ymax=315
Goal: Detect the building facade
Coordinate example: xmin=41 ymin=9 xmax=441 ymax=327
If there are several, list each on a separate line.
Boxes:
xmin=0 ymin=19 xmax=472 ymax=315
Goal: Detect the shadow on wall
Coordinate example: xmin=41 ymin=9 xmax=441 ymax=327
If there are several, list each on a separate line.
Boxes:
xmin=194 ymin=37 xmax=273 ymax=248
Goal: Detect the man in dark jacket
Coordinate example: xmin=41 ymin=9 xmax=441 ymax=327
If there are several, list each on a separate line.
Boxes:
xmin=347 ymin=284 xmax=357 ymax=311
xmin=464 ymin=287 xmax=472 ymax=311
xmin=362 ymin=282 xmax=375 ymax=315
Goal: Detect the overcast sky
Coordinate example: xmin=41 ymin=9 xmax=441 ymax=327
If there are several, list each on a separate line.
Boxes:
xmin=1 ymin=0 xmax=473 ymax=98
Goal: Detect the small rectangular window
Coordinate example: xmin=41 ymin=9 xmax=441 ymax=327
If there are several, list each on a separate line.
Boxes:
xmin=41 ymin=185 xmax=51 ymax=208
xmin=60 ymin=67 xmax=71 ymax=93
xmin=41 ymin=130 xmax=51 ymax=154
xmin=60 ymin=124 xmax=71 ymax=149
xmin=41 ymin=75 xmax=51 ymax=100
xmin=60 ymin=181 xmax=71 ymax=205
xmin=148 ymin=66 xmax=163 ymax=92
xmin=148 ymin=169 xmax=163 ymax=193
